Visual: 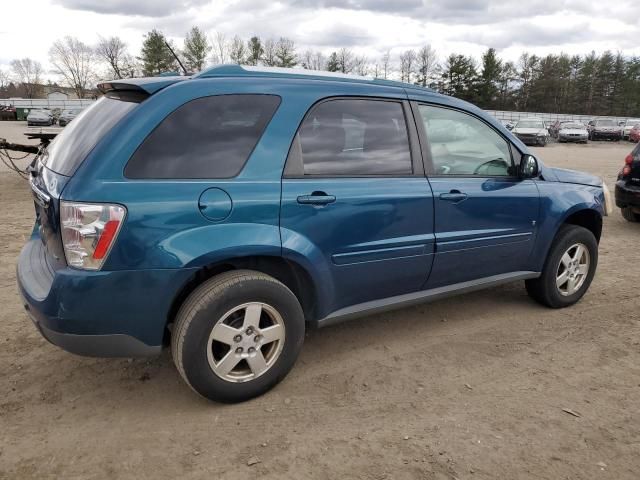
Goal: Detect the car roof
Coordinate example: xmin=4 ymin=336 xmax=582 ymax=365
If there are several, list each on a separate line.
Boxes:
xmin=194 ymin=64 xmax=437 ymax=93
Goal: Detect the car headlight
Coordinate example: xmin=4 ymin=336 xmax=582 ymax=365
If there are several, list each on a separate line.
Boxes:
xmin=602 ymin=181 xmax=613 ymax=216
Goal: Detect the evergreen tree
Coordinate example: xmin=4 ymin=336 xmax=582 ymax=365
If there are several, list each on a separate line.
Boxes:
xmin=140 ymin=29 xmax=177 ymax=76
xmin=183 ymin=27 xmax=211 ymax=72
xmin=326 ymin=52 xmax=340 ymax=72
xmin=440 ymin=54 xmax=478 ymax=101
xmin=246 ymin=36 xmax=263 ymax=66
xmin=476 ymin=48 xmax=502 ymax=108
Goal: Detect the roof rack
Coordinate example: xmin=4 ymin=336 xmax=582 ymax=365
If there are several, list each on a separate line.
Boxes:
xmin=194 ymin=64 xmax=434 ymax=92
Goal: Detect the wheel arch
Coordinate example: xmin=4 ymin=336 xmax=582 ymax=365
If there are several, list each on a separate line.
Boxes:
xmin=164 ymin=255 xmax=318 ymax=344
xmin=562 ymin=207 xmax=603 ymax=243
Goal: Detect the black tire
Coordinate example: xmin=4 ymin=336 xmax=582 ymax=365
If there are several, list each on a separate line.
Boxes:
xmin=172 ymin=270 xmax=305 ymax=403
xmin=539 ymin=137 xmax=546 ymax=147
xmin=526 ymin=225 xmax=598 ymax=308
xmin=621 ymin=207 xmax=640 ymax=222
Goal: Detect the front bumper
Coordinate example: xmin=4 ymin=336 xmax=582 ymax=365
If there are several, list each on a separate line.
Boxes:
xmin=615 ymin=180 xmax=640 ymax=209
xmin=515 ymin=135 xmax=546 ymax=145
xmin=559 ymin=134 xmax=587 ymax=142
xmin=592 ymin=131 xmax=621 ymax=139
xmin=17 ymin=237 xmax=197 ymax=357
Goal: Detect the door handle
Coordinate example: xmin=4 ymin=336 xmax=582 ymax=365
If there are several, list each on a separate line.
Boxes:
xmin=297 ymin=192 xmax=336 ymax=205
xmin=439 ymin=190 xmax=468 ymax=203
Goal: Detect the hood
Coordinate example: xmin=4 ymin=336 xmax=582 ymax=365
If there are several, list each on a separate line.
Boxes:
xmin=559 ymin=128 xmax=587 ymax=135
xmin=514 ymin=127 xmax=546 ymax=135
xmin=549 ymin=167 xmax=602 ymax=187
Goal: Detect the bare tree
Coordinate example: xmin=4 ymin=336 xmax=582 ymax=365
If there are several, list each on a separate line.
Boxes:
xmin=229 ymin=35 xmax=246 ymax=64
xmin=49 ymin=37 xmax=96 ymax=98
xmin=210 ymin=32 xmax=229 ymax=64
xmin=300 ymin=49 xmax=325 ymax=70
xmin=336 ymin=48 xmax=356 ymax=73
xmin=96 ymin=36 xmax=135 ymax=79
xmin=10 ymin=58 xmax=43 ymax=98
xmin=416 ymin=44 xmax=437 ymax=87
xmin=353 ymin=55 xmax=369 ymax=76
xmin=381 ymin=49 xmax=392 ymax=79
xmin=0 ymin=68 xmax=10 ymax=89
xmin=399 ymin=49 xmax=417 ymax=83
xmin=275 ymin=37 xmax=297 ymax=67
xmin=263 ymin=38 xmax=278 ymax=67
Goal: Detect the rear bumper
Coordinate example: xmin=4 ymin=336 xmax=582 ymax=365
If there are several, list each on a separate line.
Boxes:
xmin=615 ymin=180 xmax=640 ymax=208
xmin=17 ymin=237 xmax=197 ymax=357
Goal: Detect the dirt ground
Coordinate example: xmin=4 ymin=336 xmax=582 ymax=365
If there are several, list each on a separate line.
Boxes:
xmin=1 ymin=121 xmax=639 ymax=480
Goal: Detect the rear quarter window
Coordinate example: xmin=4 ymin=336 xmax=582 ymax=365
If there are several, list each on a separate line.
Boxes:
xmin=44 ymin=95 xmax=138 ymax=176
xmin=124 ymin=94 xmax=281 ymax=179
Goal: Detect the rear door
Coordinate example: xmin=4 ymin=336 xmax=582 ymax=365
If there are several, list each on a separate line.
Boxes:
xmin=415 ymin=103 xmax=540 ymax=288
xmin=280 ymin=97 xmax=435 ymax=315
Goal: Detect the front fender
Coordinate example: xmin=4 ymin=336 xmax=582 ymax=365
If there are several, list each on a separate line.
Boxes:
xmin=530 ymin=182 xmax=604 ymax=271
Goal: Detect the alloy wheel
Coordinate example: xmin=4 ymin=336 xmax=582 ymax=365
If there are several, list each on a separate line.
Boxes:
xmin=556 ymin=243 xmax=590 ymax=296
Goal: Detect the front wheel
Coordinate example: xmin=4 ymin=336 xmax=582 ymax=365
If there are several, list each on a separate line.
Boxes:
xmin=172 ymin=270 xmax=305 ymax=403
xmin=526 ymin=225 xmax=598 ymax=308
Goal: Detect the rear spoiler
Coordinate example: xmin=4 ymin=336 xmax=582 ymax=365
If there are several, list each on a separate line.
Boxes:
xmin=97 ymin=76 xmax=187 ymax=96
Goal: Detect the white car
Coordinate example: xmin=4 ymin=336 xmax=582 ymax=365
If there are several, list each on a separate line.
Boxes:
xmin=27 ymin=109 xmax=54 ymax=127
xmin=512 ymin=119 xmax=549 ymax=147
xmin=622 ymin=118 xmax=640 ymax=140
xmin=557 ymin=122 xmax=588 ymax=144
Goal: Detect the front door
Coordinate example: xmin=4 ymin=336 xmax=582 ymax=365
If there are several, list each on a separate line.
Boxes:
xmin=280 ymin=98 xmax=435 ymax=317
xmin=415 ymin=104 xmax=540 ymax=288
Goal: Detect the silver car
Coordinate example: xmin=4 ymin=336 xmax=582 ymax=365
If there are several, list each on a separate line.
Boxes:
xmin=622 ymin=118 xmax=640 ymax=140
xmin=58 ymin=109 xmax=82 ymax=127
xmin=27 ymin=109 xmax=54 ymax=126
xmin=558 ymin=122 xmax=588 ymax=143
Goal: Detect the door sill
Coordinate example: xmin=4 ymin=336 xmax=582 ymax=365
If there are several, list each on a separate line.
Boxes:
xmin=316 ymin=271 xmax=540 ymax=328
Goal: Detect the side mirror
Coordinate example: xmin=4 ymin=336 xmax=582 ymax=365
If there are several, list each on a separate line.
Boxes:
xmin=520 ymin=154 xmax=539 ymax=179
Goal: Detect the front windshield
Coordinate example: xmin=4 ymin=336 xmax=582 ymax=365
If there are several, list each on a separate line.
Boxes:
xmin=516 ymin=120 xmax=544 ymax=129
xmin=596 ymin=119 xmax=616 ymax=126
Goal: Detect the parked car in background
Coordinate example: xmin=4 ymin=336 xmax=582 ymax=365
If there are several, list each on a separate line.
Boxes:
xmin=588 ymin=118 xmax=622 ymax=141
xmin=623 ymin=119 xmax=640 ymax=140
xmin=17 ymin=66 xmax=611 ymax=402
xmin=558 ymin=122 xmax=589 ymax=143
xmin=500 ymin=120 xmax=515 ymax=130
xmin=26 ymin=109 xmax=54 ymax=126
xmin=629 ymin=124 xmax=640 ymax=143
xmin=512 ymin=118 xmax=549 ymax=146
xmin=615 ymin=142 xmax=640 ymax=222
xmin=58 ymin=109 xmax=82 ymax=127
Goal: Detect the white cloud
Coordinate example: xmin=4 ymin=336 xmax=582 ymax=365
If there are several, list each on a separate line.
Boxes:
xmin=1 ymin=0 xmax=640 ymax=82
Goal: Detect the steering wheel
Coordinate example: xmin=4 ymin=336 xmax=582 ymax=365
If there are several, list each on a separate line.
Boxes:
xmin=473 ymin=158 xmax=509 ymax=176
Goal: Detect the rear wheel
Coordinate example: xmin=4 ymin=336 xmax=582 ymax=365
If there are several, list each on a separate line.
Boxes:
xmin=526 ymin=225 xmax=598 ymax=308
xmin=172 ymin=270 xmax=305 ymax=403
xmin=621 ymin=207 xmax=640 ymax=222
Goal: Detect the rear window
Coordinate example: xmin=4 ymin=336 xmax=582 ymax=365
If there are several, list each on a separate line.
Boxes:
xmin=125 ymin=94 xmax=281 ymax=179
xmin=44 ymin=95 xmax=139 ymax=176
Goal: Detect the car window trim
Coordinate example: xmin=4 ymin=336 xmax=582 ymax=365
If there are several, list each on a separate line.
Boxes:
xmin=411 ymin=101 xmax=520 ymax=179
xmin=283 ymin=96 xmax=420 ymax=179
xmin=123 ymin=93 xmax=282 ymax=180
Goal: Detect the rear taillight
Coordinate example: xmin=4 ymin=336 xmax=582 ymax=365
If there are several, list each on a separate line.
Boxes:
xmin=622 ymin=154 xmax=634 ymax=177
xmin=60 ymin=201 xmax=126 ymax=270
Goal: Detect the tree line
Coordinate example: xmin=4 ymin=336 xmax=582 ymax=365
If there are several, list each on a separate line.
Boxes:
xmin=2 ymin=27 xmax=640 ymax=117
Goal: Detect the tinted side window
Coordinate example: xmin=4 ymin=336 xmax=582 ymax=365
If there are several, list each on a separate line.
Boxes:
xmin=419 ymin=105 xmax=513 ymax=177
xmin=297 ymin=99 xmax=412 ymax=176
xmin=125 ymin=94 xmax=280 ymax=179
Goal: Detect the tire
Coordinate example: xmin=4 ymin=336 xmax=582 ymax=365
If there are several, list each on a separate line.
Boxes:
xmin=621 ymin=207 xmax=640 ymax=222
xmin=526 ymin=225 xmax=598 ymax=308
xmin=172 ymin=270 xmax=305 ymax=403
xmin=539 ymin=138 xmax=546 ymax=147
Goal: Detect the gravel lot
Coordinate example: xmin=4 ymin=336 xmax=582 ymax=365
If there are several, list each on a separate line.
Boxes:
xmin=1 ymin=121 xmax=639 ymax=480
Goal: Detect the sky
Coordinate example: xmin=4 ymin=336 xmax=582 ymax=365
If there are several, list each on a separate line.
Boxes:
xmin=2 ymin=0 xmax=640 ymax=80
